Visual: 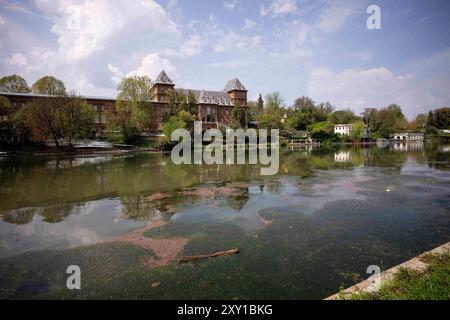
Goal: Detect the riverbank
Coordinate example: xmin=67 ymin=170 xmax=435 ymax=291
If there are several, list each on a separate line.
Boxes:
xmin=0 ymin=146 xmax=159 ymax=157
xmin=326 ymin=242 xmax=450 ymax=300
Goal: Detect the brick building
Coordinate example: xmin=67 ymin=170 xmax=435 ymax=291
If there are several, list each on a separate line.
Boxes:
xmin=150 ymin=70 xmax=248 ymax=130
xmin=0 ymin=70 xmax=248 ymax=132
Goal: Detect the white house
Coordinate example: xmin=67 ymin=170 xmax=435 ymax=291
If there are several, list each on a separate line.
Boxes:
xmin=334 ymin=124 xmax=352 ymax=136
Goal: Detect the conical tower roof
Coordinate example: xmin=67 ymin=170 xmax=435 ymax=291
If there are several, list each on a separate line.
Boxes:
xmin=224 ymin=78 xmax=246 ymax=92
xmin=153 ymin=70 xmax=174 ymax=85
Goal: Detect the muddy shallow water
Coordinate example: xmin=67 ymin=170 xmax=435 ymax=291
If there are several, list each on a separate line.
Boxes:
xmin=0 ymin=143 xmax=449 ymax=299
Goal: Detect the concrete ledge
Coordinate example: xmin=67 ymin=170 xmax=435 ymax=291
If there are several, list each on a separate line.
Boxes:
xmin=325 ymin=242 xmax=450 ymax=300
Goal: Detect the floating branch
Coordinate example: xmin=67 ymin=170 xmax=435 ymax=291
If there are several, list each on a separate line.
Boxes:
xmin=179 ymin=248 xmax=239 ymax=264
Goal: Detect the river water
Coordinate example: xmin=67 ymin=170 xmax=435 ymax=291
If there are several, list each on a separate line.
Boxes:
xmin=0 ymin=143 xmax=449 ymax=299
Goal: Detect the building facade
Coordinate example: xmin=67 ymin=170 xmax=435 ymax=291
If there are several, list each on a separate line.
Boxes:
xmin=150 ymin=70 xmax=248 ymax=130
xmin=334 ymin=124 xmax=352 ymax=136
xmin=0 ymin=92 xmax=115 ymax=132
xmin=0 ymin=70 xmax=248 ymax=133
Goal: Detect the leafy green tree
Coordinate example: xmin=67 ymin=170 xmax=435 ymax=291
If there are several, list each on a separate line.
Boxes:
xmin=361 ymin=108 xmax=380 ymax=132
xmin=11 ymin=107 xmax=30 ymax=145
xmin=258 ymin=107 xmax=284 ymax=130
xmin=288 ymin=96 xmax=333 ymax=130
xmin=434 ymin=107 xmax=450 ymax=129
xmin=163 ymin=115 xmax=186 ymax=138
xmin=112 ymin=76 xmax=155 ymax=144
xmin=166 ymin=89 xmax=179 ymax=118
xmin=307 ymin=121 xmax=335 ymax=140
xmin=187 ymin=90 xmax=197 ymax=115
xmin=377 ymin=104 xmax=407 ymax=138
xmin=426 ymin=110 xmax=438 ymax=134
xmin=0 ymin=74 xmax=31 ymax=93
xmin=231 ymin=101 xmax=246 ymax=129
xmin=177 ymin=91 xmax=187 ymax=113
xmin=247 ymin=100 xmax=257 ymax=122
xmin=413 ymin=113 xmax=427 ymax=131
xmin=26 ymin=94 xmax=96 ymax=147
xmin=178 ymin=110 xmax=196 ymax=133
xmin=350 ymin=120 xmax=365 ymax=140
xmin=31 ymin=76 xmax=66 ymax=95
xmin=330 ymin=108 xmax=356 ymax=124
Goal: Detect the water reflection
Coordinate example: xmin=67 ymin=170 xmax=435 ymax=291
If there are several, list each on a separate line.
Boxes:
xmin=0 ymin=144 xmax=449 ymax=259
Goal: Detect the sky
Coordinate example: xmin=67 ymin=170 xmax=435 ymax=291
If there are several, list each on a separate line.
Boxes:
xmin=1 ymin=0 xmax=450 ymax=118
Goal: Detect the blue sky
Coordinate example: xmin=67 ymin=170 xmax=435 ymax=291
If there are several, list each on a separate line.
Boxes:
xmin=1 ymin=0 xmax=450 ymax=118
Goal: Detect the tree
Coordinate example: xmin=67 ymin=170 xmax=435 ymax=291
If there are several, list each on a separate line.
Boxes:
xmin=258 ymin=106 xmax=284 ymax=130
xmin=257 ymin=94 xmax=264 ymax=113
xmin=265 ymin=92 xmax=284 ymax=110
xmin=0 ymin=96 xmax=14 ymax=144
xmin=32 ymin=76 xmax=66 ymax=95
xmin=163 ymin=115 xmax=186 ymax=138
xmin=316 ymin=102 xmax=334 ymax=121
xmin=112 ymin=76 xmax=155 ymax=144
xmin=59 ymin=94 xmax=97 ymax=146
xmin=26 ymin=97 xmax=64 ymax=147
xmin=361 ymin=108 xmax=380 ymax=132
xmin=426 ymin=110 xmax=438 ymax=133
xmin=376 ymin=104 xmax=407 ymax=138
xmin=0 ymin=96 xmax=12 ymax=118
xmin=0 ymin=74 xmax=31 ymax=93
xmin=177 ymin=91 xmax=187 ymax=113
xmin=330 ymin=108 xmax=356 ymax=124
xmin=187 ymin=90 xmax=197 ymax=115
xmin=231 ymin=101 xmax=246 ymax=129
xmin=288 ymin=96 xmax=333 ymax=130
xmin=166 ymin=89 xmax=179 ymax=119
xmin=434 ymin=107 xmax=450 ymax=129
xmin=350 ymin=120 xmax=365 ymax=140
xmin=412 ymin=113 xmax=427 ymax=131
xmin=26 ymin=94 xmax=96 ymax=148
xmin=293 ymin=96 xmax=315 ymax=112
xmin=307 ymin=121 xmax=335 ymax=140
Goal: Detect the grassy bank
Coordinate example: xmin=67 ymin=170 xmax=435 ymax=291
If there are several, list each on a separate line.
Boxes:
xmin=350 ymin=253 xmax=450 ymax=300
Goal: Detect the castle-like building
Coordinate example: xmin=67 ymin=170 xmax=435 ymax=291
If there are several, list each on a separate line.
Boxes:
xmin=150 ymin=70 xmax=248 ymax=129
xmin=0 ymin=71 xmax=248 ymax=132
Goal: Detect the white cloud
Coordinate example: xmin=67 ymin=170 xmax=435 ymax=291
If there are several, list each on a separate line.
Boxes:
xmin=107 ymin=64 xmax=124 ymax=84
xmin=7 ymin=53 xmax=27 ymax=67
xmin=1 ymin=0 xmax=180 ymax=97
xmin=125 ymin=53 xmax=176 ymax=79
xmin=180 ymin=35 xmax=205 ymax=57
xmin=39 ymin=0 xmax=179 ymax=60
xmin=211 ymin=59 xmax=254 ymax=68
xmin=243 ymin=18 xmax=257 ymax=30
xmin=189 ymin=15 xmax=262 ymax=54
xmin=316 ymin=0 xmax=358 ymax=33
xmin=224 ymin=0 xmax=238 ymax=10
xmin=260 ymin=0 xmax=298 ymax=17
